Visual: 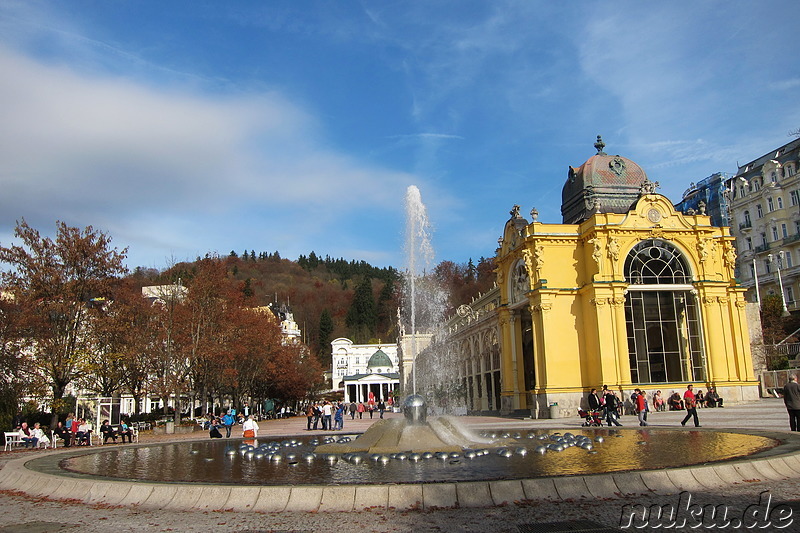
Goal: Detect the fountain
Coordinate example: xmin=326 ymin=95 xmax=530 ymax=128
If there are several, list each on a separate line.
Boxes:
xmin=3 ymin=185 xmax=795 ymax=512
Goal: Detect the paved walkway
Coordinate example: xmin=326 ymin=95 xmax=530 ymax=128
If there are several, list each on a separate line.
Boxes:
xmin=1 ymin=400 xmax=799 ymax=532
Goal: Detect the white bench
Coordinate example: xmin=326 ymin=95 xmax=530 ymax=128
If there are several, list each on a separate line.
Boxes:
xmin=3 ymin=431 xmax=23 ymax=451
xmin=98 ymin=425 xmax=139 ymax=445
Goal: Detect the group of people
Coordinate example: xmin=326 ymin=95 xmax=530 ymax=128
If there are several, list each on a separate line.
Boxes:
xmin=99 ymin=419 xmax=135 ymax=444
xmin=204 ymin=410 xmax=260 ymax=439
xmin=16 ymin=421 xmax=49 ymax=448
xmin=303 ymin=399 xmax=389 ymax=431
xmin=11 ymin=412 xmax=138 ymax=449
xmin=587 ymin=384 xmax=719 ymax=428
xmin=664 ymin=387 xmax=724 ymax=411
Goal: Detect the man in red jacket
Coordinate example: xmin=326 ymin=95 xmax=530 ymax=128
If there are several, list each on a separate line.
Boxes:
xmin=681 ymin=384 xmax=701 ymax=427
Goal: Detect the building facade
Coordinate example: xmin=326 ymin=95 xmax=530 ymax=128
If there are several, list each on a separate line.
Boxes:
xmin=331 ymin=338 xmax=400 ymax=404
xmin=726 ymin=137 xmax=800 ymax=312
xmin=674 ymin=172 xmax=732 ymax=228
xmin=415 ymin=138 xmax=758 ymax=417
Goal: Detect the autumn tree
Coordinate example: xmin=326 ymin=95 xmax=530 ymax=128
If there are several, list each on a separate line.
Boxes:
xmin=0 ymin=294 xmax=32 ymax=428
xmin=108 ymin=280 xmax=158 ymax=416
xmin=0 ymin=220 xmax=127 ymax=427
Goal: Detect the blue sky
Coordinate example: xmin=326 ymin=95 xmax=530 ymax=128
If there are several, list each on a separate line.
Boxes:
xmin=0 ymin=1 xmax=798 ymax=271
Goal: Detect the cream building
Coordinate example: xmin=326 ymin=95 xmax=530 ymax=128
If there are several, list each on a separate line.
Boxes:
xmin=331 ymin=338 xmax=399 ymax=404
xmin=727 ymin=137 xmax=800 ymax=312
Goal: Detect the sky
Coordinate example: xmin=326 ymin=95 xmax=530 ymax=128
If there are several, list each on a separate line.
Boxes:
xmin=0 ymin=1 xmax=798 ymax=272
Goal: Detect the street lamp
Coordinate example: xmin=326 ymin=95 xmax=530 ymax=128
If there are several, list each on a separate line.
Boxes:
xmin=753 ymin=257 xmax=761 ymax=307
xmin=768 ymin=252 xmax=791 ymax=317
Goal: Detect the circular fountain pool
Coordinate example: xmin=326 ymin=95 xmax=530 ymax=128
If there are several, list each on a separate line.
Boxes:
xmin=59 ymin=428 xmax=777 ymax=485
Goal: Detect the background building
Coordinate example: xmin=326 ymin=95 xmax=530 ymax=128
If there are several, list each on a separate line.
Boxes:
xmin=674 ymin=172 xmax=732 ymax=228
xmin=331 ymin=338 xmax=399 ymax=404
xmin=726 ymin=137 xmax=800 ymax=312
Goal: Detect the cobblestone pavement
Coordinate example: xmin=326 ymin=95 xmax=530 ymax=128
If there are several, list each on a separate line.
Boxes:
xmin=1 ymin=400 xmax=799 ymax=532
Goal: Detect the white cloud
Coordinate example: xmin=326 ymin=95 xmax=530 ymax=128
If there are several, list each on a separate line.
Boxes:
xmin=0 ymin=45 xmax=422 ymax=266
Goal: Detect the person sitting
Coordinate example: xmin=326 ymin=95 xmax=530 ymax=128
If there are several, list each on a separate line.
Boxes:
xmin=118 ymin=420 xmax=134 ymax=443
xmin=209 ymin=417 xmax=223 ymax=439
xmin=706 ymin=387 xmax=724 ymax=407
xmin=100 ymin=420 xmax=118 ymax=444
xmin=75 ymin=419 xmax=92 ymax=445
xmin=54 ymin=421 xmax=72 ymax=447
xmin=652 ymin=390 xmax=665 ymax=412
xmin=19 ymin=422 xmax=38 ymax=448
xmin=31 ymin=422 xmax=49 ymax=448
xmin=668 ymin=391 xmax=684 ymax=411
xmin=695 ymin=389 xmax=705 ymax=408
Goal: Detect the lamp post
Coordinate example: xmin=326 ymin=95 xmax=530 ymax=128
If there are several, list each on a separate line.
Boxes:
xmin=768 ymin=252 xmax=791 ymax=317
xmin=753 ymin=257 xmax=761 ymax=307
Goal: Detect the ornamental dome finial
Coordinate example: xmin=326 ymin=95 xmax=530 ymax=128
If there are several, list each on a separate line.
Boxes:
xmin=594 ymin=135 xmax=606 ymax=155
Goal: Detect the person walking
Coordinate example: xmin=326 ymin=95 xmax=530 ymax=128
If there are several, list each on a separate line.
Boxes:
xmin=602 ymin=386 xmax=622 ymax=426
xmin=681 ymin=384 xmax=701 ymax=427
xmin=378 ymin=400 xmax=386 ymax=419
xmin=782 ymin=375 xmax=800 ymax=431
xmin=305 ymin=404 xmax=315 ymax=430
xmin=222 ymin=411 xmax=235 ymax=438
xmin=587 ymin=388 xmax=601 ymax=411
xmin=357 ymin=402 xmax=365 ymax=419
xmin=635 ymin=389 xmax=648 ymax=426
xmin=321 ymin=401 xmax=333 ymax=430
xmin=349 ymin=402 xmax=357 ymax=420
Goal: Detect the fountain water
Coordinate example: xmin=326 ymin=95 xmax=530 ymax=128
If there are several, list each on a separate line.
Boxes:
xmin=402 ymin=185 xmax=463 ymax=413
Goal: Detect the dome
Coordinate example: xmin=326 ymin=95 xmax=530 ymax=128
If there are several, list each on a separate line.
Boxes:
xmin=561 ymin=135 xmax=649 ymax=224
xmin=367 ymin=349 xmax=393 ymax=369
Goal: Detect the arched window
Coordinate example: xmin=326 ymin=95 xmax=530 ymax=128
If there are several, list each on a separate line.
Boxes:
xmin=623 ymin=239 xmax=706 ymax=384
xmin=744 ymin=210 xmax=751 ymax=225
xmin=624 ymin=239 xmax=691 ymax=285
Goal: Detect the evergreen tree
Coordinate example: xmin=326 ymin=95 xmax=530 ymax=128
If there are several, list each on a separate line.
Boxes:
xmin=346 ymin=277 xmax=377 ymax=341
xmin=242 ymin=278 xmax=254 ymax=298
xmin=318 ymin=309 xmax=334 ymax=356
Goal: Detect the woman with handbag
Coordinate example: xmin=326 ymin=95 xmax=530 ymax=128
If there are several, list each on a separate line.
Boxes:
xmin=242 ymin=416 xmax=259 ymax=439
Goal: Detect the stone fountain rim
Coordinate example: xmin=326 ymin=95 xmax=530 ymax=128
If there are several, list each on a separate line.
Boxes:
xmin=2 ymin=427 xmax=799 ymax=512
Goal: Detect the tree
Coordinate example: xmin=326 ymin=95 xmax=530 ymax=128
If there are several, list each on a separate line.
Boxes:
xmin=346 ymin=277 xmax=377 ymax=342
xmin=0 ymin=220 xmax=127 ymax=427
xmin=0 ymin=294 xmax=32 ymax=428
xmin=318 ymin=309 xmax=334 ymax=356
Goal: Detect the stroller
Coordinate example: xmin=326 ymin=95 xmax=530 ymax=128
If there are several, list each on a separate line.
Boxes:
xmin=578 ymin=408 xmax=603 ymax=427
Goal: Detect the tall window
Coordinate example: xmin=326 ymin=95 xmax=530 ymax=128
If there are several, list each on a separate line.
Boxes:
xmin=782 ymin=224 xmax=789 ymax=239
xmin=778 ymin=197 xmax=784 ymax=209
xmin=773 ymin=227 xmax=779 ymax=241
xmin=624 ymin=240 xmax=705 ymax=384
xmin=768 ymin=197 xmax=775 ymax=212
xmin=791 ymin=190 xmax=800 ymax=207
xmin=746 ymin=237 xmax=752 ymax=250
xmin=757 ymin=204 xmax=764 ymax=218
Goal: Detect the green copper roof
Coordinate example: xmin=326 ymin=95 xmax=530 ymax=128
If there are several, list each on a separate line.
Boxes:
xmin=367 ymin=349 xmax=393 ymax=368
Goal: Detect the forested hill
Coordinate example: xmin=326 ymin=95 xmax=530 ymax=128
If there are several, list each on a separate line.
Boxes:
xmin=132 ymin=251 xmax=496 ymax=363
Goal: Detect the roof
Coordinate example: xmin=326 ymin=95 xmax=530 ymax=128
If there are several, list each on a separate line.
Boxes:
xmin=561 ymin=135 xmax=649 ymax=224
xmin=342 ymin=372 xmax=400 ymax=381
xmin=367 ymin=349 xmax=393 ymax=368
